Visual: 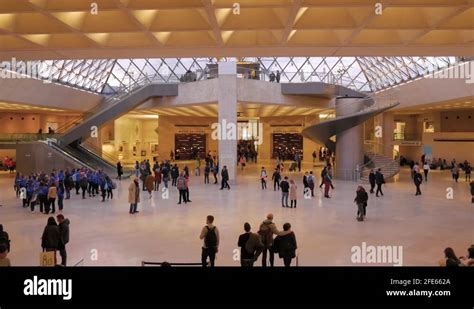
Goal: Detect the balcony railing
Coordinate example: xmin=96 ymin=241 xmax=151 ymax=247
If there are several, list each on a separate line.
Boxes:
xmin=393 ymin=133 xmax=421 ymax=141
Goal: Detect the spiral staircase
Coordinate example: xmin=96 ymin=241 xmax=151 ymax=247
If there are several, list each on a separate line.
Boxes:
xmin=302 ymin=94 xmax=401 ymax=182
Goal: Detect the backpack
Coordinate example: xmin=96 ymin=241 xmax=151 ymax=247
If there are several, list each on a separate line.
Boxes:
xmin=307 ymin=176 xmax=314 ymax=185
xmin=258 ymin=224 xmax=273 ymax=246
xmin=205 ymin=226 xmax=217 ymax=248
xmin=177 ymin=177 xmax=186 ymax=190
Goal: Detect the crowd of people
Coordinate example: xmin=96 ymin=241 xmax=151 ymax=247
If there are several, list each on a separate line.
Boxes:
xmin=13 ymin=167 xmax=117 ymax=214
xmin=1 ymin=146 xmax=473 ymax=268
xmin=0 ymin=156 xmax=16 ymax=173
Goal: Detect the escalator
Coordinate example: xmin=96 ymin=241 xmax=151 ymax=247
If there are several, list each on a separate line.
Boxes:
xmin=49 ymin=76 xmax=178 ymax=173
xmin=47 ymin=140 xmax=118 ymax=175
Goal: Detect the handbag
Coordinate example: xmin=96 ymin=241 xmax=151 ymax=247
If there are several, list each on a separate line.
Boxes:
xmin=40 ymin=250 xmax=56 ymax=267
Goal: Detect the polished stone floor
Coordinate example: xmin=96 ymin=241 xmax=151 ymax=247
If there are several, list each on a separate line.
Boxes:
xmin=0 ymin=161 xmax=472 ymax=266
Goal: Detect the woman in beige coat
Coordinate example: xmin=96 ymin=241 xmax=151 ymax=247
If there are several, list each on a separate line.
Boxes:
xmin=289 ymin=179 xmax=297 ymax=208
xmin=145 ymin=174 xmax=155 ymax=198
xmin=128 ymin=177 xmax=140 ymax=214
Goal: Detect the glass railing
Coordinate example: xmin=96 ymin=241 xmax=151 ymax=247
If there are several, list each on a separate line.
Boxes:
xmin=0 ymin=133 xmax=61 ymax=142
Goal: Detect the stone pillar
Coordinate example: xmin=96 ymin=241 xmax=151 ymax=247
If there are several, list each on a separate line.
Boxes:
xmin=217 ymin=62 xmax=238 ymax=183
xmin=335 ymin=97 xmax=365 ymax=180
xmin=381 ymin=112 xmax=394 ymax=158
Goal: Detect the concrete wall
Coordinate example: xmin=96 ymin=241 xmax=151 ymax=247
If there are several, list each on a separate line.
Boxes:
xmin=0 ymin=71 xmax=102 ymax=111
xmin=377 ymin=61 xmax=474 ymax=111
xmin=440 ymin=110 xmax=474 ymax=132
xmin=0 ymin=112 xmax=79 ymax=134
xmin=140 ymin=78 xmax=331 ymax=110
xmin=0 ymin=142 xmax=80 ymax=174
xmin=423 ymin=132 xmax=474 ymax=163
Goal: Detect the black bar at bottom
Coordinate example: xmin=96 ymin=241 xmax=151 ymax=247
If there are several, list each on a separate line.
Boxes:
xmin=0 ymin=267 xmax=471 ymax=306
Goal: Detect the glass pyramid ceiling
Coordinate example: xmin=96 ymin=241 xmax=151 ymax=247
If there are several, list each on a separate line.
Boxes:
xmin=29 ymin=56 xmax=457 ymax=94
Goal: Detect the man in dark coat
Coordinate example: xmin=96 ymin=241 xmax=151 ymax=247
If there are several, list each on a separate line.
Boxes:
xmin=56 ymin=214 xmax=70 ymax=266
xmin=368 ymin=169 xmax=376 ymax=194
xmin=414 ymin=171 xmax=423 ymax=196
xmin=220 ymin=166 xmax=230 ymax=190
xmin=375 ymin=168 xmax=385 ymax=197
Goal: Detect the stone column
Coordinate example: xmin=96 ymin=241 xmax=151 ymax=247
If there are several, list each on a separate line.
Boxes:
xmin=335 ymin=97 xmax=365 ymax=180
xmin=217 ymin=62 xmax=238 ymax=183
xmin=381 ymin=112 xmax=394 ymax=158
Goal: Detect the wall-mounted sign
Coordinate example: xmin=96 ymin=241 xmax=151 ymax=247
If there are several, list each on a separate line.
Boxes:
xmin=399 ymin=141 xmax=423 ymax=146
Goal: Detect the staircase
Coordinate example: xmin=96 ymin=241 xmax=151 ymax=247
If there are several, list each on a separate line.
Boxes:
xmin=47 ymin=75 xmax=178 ymax=173
xmin=302 ymin=90 xmax=400 ymax=181
xmin=359 ymin=149 xmax=400 ymax=182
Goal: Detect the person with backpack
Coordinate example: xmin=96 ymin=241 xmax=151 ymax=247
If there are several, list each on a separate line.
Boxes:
xmin=280 ymin=176 xmax=290 ymax=207
xmin=257 ymin=214 xmax=291 ymax=267
xmin=237 ymin=222 xmax=263 ymax=267
xmin=199 ymin=215 xmax=219 ymax=267
xmin=273 ymin=223 xmax=297 ymax=267
xmin=354 ymin=186 xmax=368 ymax=221
xmin=0 ymin=224 xmax=10 ymax=253
xmin=56 ymin=214 xmax=70 ymax=266
xmin=414 ymin=170 xmax=423 ymax=196
xmin=177 ymin=172 xmax=188 ymax=204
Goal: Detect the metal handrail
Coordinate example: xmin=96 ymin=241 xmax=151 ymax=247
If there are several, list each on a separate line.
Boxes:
xmin=80 ymin=140 xmax=118 ymax=164
xmin=358 ymin=141 xmax=400 ymax=180
xmin=72 ymin=258 xmax=85 ymax=267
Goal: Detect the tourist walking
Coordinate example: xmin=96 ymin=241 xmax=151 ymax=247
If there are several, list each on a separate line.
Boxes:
xmin=375 ymin=168 xmax=385 ymax=197
xmin=368 ymin=169 xmax=376 ymax=194
xmin=260 ymin=167 xmax=267 ymax=190
xmin=128 ymin=177 xmax=140 ymax=214
xmin=220 ymin=166 xmax=230 ymax=190
xmin=414 ymin=171 xmax=423 ymax=196
xmin=354 ymin=186 xmax=368 ymax=221
xmin=280 ymin=176 xmax=290 ymax=207
xmin=289 ymin=179 xmax=297 ymax=208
